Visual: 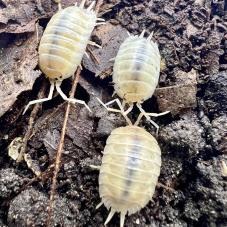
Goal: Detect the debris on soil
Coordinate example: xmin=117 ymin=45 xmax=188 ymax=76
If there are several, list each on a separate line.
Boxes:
xmin=83 ymin=22 xmax=128 ymax=79
xmin=155 ymin=69 xmax=198 ymax=115
xmin=8 ymin=137 xmax=23 ymax=161
xmin=24 ymin=153 xmax=42 ymax=177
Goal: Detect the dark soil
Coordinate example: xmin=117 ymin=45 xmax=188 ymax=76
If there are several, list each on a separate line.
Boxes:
xmin=0 ymin=0 xmax=227 ymax=227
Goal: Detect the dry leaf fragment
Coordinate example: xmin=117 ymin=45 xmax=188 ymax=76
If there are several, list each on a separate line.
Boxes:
xmin=0 ymin=31 xmax=41 ymax=117
xmin=156 ymin=69 xmax=197 ymax=115
xmin=8 ymin=137 xmax=23 ymax=160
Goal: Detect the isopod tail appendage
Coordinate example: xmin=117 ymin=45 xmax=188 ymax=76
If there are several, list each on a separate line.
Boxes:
xmin=105 ymin=208 xmax=116 ymax=225
xmin=120 ymin=212 xmax=126 ymax=227
xmin=96 ymin=97 xmax=133 ymax=125
xmin=23 ymin=81 xmax=55 ymax=115
xmin=135 ymin=102 xmax=169 ymax=134
xmin=55 ymin=81 xmax=92 ymax=112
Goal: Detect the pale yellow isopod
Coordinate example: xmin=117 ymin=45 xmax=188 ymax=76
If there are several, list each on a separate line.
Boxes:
xmin=92 ymin=125 xmax=161 ymax=227
xmin=23 ymin=0 xmax=104 ymax=114
xmin=97 ymin=30 xmax=169 ymax=132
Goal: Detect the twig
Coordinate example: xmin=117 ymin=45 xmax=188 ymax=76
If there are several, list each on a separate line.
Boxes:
xmin=46 ymin=1 xmax=104 ymax=226
xmin=17 ymin=79 xmax=48 ymax=162
xmin=46 ymin=68 xmax=81 ymax=227
xmin=87 ymin=45 xmax=101 ymax=64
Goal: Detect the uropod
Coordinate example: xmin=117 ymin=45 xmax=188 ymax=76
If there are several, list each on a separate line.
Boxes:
xmin=97 ymin=30 xmax=169 ymax=132
xmin=92 ymin=125 xmax=161 ymax=227
xmin=24 ymin=0 xmax=104 ymax=114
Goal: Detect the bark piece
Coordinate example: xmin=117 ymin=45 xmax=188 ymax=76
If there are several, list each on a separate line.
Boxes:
xmin=0 ymin=32 xmax=41 ymax=117
xmin=156 ymin=69 xmax=198 ymax=115
xmin=82 ymin=22 xmax=128 ymax=79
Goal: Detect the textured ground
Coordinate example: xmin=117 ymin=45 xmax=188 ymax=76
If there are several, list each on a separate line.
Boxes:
xmin=0 ymin=0 xmax=226 ymax=227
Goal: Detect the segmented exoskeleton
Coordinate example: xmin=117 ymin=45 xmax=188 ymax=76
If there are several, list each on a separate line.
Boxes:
xmin=92 ymin=125 xmax=161 ymax=227
xmin=97 ymin=30 xmax=169 ymax=132
xmin=24 ymin=0 xmax=104 ymax=114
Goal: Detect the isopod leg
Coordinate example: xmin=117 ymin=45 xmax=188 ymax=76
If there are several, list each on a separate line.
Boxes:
xmin=139 ymin=29 xmax=146 ymax=37
xmin=96 ymin=97 xmax=132 ymax=125
xmin=97 ymin=18 xmax=105 ymax=22
xmin=79 ymin=0 xmax=86 ymax=8
xmin=123 ymin=103 xmax=133 ymax=115
xmin=135 ymin=103 xmax=169 ymax=134
xmin=96 ymin=22 xmax=106 ymax=26
xmin=23 ymin=81 xmax=55 ymax=115
xmin=147 ymin=31 xmax=154 ymax=41
xmin=109 ymin=57 xmax=115 ymax=62
xmin=87 ymin=1 xmax=95 ymax=11
xmin=89 ymin=165 xmax=101 ymax=170
xmin=96 ymin=201 xmax=103 ymax=209
xmin=55 ymin=81 xmax=92 ymax=112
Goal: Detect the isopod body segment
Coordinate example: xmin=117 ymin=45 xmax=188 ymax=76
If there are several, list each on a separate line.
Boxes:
xmin=113 ymin=33 xmax=161 ymax=104
xmin=97 ymin=125 xmax=161 ymax=227
xmin=39 ymin=3 xmax=96 ymax=81
xmin=23 ymin=0 xmax=101 ymax=114
xmin=97 ymin=31 xmax=169 ymax=131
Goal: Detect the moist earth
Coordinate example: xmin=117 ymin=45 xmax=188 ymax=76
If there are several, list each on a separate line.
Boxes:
xmin=0 ymin=0 xmax=226 ymax=227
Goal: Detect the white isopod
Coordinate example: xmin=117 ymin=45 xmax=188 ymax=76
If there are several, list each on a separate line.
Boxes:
xmin=24 ymin=0 xmax=104 ymax=114
xmin=97 ymin=30 xmax=169 ymax=132
xmin=92 ymin=125 xmax=161 ymax=227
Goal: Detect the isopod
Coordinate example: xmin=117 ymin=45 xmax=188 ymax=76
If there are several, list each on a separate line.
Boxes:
xmin=24 ymin=0 xmax=104 ymax=114
xmin=97 ymin=30 xmax=169 ymax=132
xmin=92 ymin=125 xmax=161 ymax=227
